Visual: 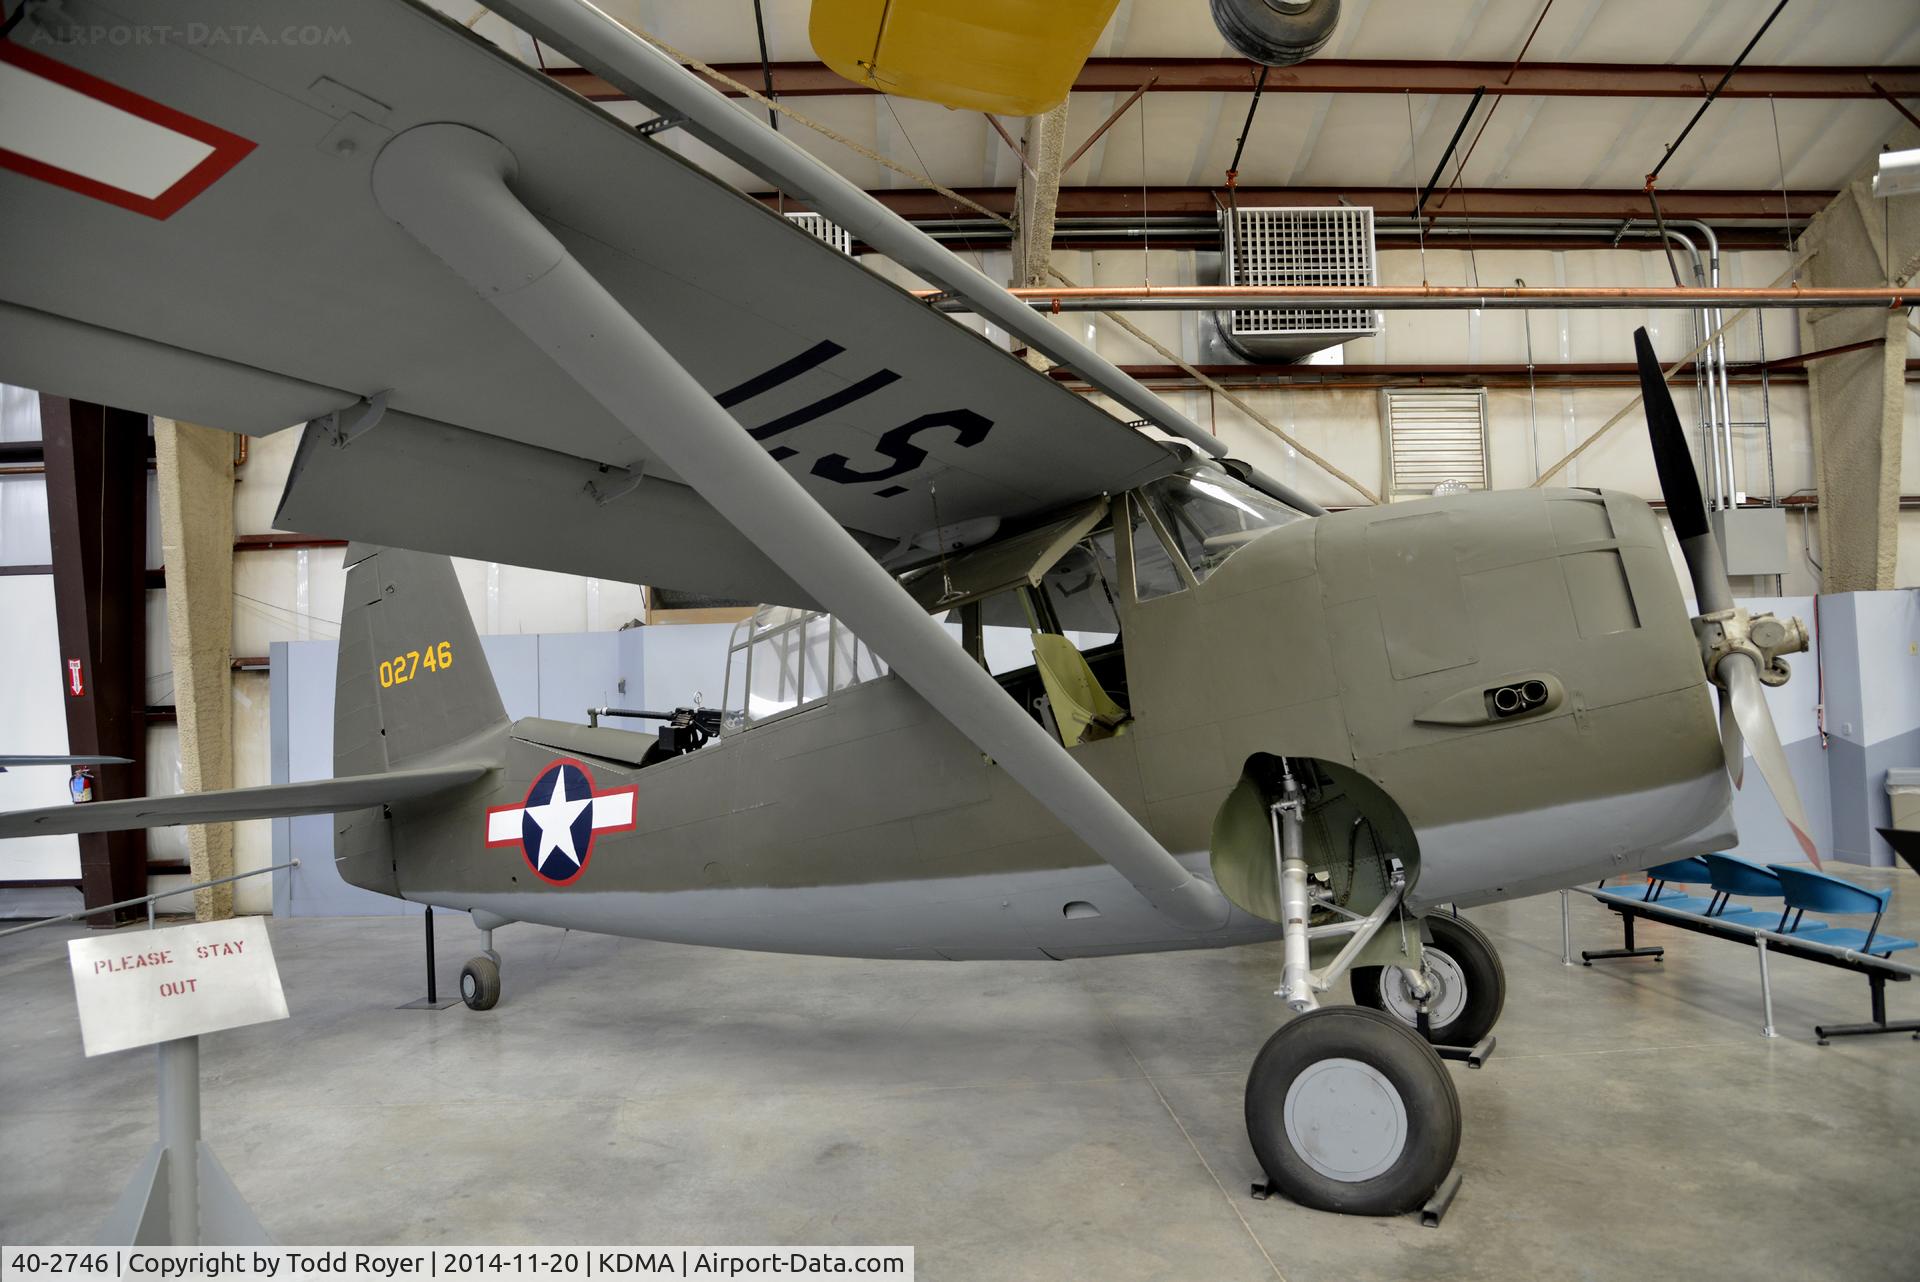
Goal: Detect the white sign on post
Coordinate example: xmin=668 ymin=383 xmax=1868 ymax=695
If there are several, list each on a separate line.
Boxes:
xmin=66 ymin=916 xmax=288 ymax=1056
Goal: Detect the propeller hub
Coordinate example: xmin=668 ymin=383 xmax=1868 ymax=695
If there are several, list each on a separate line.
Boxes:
xmin=1693 ymin=606 xmax=1809 ymax=690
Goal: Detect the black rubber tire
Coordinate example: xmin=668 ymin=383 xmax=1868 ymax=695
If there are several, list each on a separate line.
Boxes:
xmin=1246 ymin=1006 xmax=1461 ymax=1216
xmin=1209 ymin=0 xmax=1341 ymax=67
xmin=1351 ymin=913 xmax=1506 ymax=1047
xmin=460 ymin=956 xmax=501 ymax=1011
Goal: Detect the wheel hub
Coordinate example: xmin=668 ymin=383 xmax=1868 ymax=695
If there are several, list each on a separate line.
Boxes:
xmin=1282 ymin=1056 xmax=1409 ymax=1183
xmin=1380 ymin=947 xmax=1467 ymax=1031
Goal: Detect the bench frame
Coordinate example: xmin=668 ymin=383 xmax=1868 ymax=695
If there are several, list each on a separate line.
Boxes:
xmin=1573 ymin=888 xmax=1920 ymax=1043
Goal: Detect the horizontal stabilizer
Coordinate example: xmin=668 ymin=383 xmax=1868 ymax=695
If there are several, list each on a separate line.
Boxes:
xmin=0 ymin=755 xmax=132 ymax=770
xmin=0 ymin=764 xmax=491 ymax=838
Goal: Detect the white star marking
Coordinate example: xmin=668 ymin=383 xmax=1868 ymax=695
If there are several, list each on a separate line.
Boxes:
xmin=523 ymin=769 xmax=592 ymax=873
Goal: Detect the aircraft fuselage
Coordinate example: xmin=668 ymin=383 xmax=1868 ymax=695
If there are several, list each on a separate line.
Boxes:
xmin=359 ymin=487 xmax=1732 ymax=960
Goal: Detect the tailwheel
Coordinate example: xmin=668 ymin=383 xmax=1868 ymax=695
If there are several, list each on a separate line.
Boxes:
xmin=1246 ymin=1006 xmax=1461 ymax=1216
xmin=1351 ymin=913 xmax=1506 ymax=1047
xmin=460 ymin=956 xmax=501 ymax=1010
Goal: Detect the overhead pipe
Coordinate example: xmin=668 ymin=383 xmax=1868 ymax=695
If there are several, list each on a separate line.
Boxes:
xmin=921 ymin=284 xmax=1910 ymax=311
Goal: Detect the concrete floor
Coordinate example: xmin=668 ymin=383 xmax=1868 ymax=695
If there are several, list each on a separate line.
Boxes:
xmin=4 ymin=876 xmax=1920 ymax=1280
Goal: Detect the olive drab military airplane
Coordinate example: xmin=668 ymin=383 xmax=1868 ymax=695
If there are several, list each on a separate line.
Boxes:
xmin=0 ymin=0 xmax=1824 ymax=1217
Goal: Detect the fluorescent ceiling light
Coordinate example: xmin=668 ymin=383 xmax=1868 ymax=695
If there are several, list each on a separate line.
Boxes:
xmin=1872 ymin=147 xmax=1920 ymax=198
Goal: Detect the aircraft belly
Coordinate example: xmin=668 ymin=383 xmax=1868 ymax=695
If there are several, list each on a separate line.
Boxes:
xmin=442 ymin=853 xmax=1281 ymax=961
xmin=1410 ymin=768 xmax=1734 ymax=908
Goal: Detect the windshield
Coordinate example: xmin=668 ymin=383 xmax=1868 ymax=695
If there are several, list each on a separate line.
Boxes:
xmin=1137 ymin=465 xmax=1306 ymax=587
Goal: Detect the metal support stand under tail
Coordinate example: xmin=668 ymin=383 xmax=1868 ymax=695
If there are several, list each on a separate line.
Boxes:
xmin=1268 ymin=761 xmax=1412 ymax=1010
xmin=1815 ymin=973 xmax=1920 ymax=1044
xmin=99 ymin=1037 xmax=271 ymax=1245
xmin=399 ymin=905 xmax=459 ymax=1010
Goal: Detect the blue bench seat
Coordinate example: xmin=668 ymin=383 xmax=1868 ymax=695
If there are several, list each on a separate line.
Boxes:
xmin=1770 ymin=865 xmax=1916 ymax=959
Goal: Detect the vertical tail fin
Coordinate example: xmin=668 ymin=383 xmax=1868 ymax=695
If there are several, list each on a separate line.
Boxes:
xmin=334 ymin=544 xmax=508 ymax=777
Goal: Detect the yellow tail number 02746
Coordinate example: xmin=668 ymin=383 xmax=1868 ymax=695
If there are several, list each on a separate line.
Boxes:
xmin=379 ymin=641 xmax=454 ymax=689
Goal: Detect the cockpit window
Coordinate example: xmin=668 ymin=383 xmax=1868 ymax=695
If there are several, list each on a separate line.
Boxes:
xmin=1134 ymin=465 xmax=1304 ymax=595
xmin=722 ymin=609 xmax=889 ymax=733
xmin=1128 ymin=494 xmax=1189 ymax=602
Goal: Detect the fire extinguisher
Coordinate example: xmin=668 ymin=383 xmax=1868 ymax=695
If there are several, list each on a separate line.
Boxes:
xmin=69 ymin=768 xmax=95 ymax=804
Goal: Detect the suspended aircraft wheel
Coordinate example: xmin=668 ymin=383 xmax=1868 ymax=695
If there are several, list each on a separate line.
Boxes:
xmin=1209 ymin=0 xmax=1341 ymax=67
xmin=1351 ymin=913 xmax=1506 ymax=1047
xmin=460 ymin=956 xmax=501 ymax=1011
xmin=1246 ymin=1006 xmax=1460 ymax=1216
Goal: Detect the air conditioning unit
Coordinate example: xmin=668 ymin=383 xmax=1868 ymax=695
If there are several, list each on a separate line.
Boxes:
xmin=1218 ymin=206 xmax=1380 ymax=362
xmin=786 ymin=211 xmax=854 ymax=256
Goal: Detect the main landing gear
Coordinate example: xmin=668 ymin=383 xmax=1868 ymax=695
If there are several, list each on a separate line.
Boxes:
xmin=1244 ymin=764 xmax=1493 ymax=1217
xmin=1246 ymin=1007 xmax=1460 ymax=1216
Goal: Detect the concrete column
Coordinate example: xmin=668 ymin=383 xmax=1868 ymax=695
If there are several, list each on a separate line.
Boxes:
xmin=154 ymin=420 xmax=235 ymax=920
xmin=1796 ymin=123 xmax=1918 ymax=592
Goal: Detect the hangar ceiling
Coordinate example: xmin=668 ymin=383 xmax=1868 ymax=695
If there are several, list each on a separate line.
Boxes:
xmin=446 ymin=0 xmax=1920 ymax=212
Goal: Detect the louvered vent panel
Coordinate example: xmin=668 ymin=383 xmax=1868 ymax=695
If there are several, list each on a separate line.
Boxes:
xmin=1383 ymin=390 xmax=1490 ymax=498
xmin=1222 ymin=207 xmax=1380 ymax=358
xmin=786 ymin=212 xmax=854 ymax=256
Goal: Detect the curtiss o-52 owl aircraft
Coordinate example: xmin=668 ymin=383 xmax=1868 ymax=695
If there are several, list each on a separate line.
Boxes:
xmin=0 ymin=0 xmax=1822 ymax=1217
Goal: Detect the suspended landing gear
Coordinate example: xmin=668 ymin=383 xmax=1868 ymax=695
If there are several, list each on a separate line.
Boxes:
xmin=1246 ymin=1006 xmax=1461 ymax=1215
xmin=1352 ymin=913 xmax=1507 ymax=1048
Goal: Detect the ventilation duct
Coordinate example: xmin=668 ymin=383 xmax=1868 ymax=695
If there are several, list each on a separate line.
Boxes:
xmin=1218 ymin=206 xmax=1380 ymax=362
xmin=1382 ymin=389 xmax=1489 ymax=499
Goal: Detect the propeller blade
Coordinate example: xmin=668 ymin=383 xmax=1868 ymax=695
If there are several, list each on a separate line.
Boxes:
xmin=1633 ymin=328 xmax=1733 ymax=616
xmin=1718 ymin=689 xmax=1745 ymax=790
xmin=1721 ymin=652 xmax=1822 ymax=870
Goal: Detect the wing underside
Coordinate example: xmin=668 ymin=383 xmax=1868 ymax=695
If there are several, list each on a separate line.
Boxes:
xmin=0 ymin=0 xmax=1181 ymax=579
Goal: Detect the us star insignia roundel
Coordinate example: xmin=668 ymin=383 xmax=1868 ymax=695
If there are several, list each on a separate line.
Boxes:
xmin=484 ymin=759 xmax=637 ymax=885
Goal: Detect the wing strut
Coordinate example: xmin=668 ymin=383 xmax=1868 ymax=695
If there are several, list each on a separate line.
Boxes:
xmin=486 ymin=0 xmax=1325 ymax=518
xmin=371 ymin=123 xmax=1231 ymax=933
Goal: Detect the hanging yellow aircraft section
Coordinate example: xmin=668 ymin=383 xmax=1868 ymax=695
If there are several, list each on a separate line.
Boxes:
xmin=810 ymin=0 xmax=1121 ymax=115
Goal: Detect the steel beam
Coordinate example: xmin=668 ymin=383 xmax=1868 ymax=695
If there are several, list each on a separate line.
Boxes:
xmin=544 ymin=59 xmax=1920 ymax=102
xmin=40 ymin=396 xmax=148 ymax=923
xmin=781 ymin=186 xmax=1836 ymax=223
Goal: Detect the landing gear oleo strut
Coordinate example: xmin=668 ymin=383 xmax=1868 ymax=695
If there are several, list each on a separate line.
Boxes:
xmin=1246 ymin=761 xmax=1462 ymax=1216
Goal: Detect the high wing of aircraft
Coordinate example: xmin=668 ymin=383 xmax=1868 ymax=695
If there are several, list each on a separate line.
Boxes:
xmin=1 ymin=0 xmax=1306 ymax=605
xmin=0 ymin=0 xmax=1826 ymax=1219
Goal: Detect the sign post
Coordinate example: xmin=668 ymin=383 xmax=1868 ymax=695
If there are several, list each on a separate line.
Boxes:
xmin=68 ymin=916 xmax=288 ymax=1244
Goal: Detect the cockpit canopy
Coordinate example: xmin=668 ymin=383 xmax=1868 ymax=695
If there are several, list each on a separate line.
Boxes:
xmin=720 ymin=462 xmax=1306 ymax=735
